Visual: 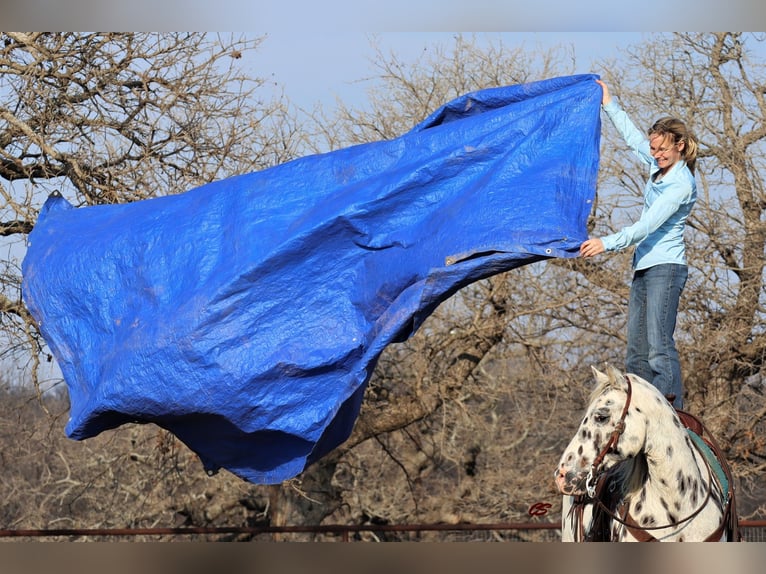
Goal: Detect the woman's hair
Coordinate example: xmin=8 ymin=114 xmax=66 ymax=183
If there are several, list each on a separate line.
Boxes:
xmin=649 ymin=117 xmax=698 ymax=175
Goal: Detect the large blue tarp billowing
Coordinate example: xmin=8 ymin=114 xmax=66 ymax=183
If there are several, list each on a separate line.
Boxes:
xmin=22 ymin=74 xmax=601 ymax=484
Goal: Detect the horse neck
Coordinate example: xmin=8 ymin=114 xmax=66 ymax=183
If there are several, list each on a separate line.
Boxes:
xmin=613 ymin=388 xmax=727 ymax=542
xmin=625 ymin=390 xmax=707 ymax=504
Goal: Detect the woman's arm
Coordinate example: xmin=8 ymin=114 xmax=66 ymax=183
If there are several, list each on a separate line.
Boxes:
xmin=596 ymin=80 xmax=652 ymax=165
xmin=601 ymin=179 xmax=693 ymax=251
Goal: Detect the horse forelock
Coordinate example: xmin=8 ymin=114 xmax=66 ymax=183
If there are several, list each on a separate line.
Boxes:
xmin=598 ymin=371 xmax=672 ymax=421
xmin=589 ymin=365 xmax=629 ymax=404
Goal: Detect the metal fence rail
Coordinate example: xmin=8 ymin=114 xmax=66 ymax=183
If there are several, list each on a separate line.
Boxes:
xmin=1 ymin=521 xmax=764 ymax=541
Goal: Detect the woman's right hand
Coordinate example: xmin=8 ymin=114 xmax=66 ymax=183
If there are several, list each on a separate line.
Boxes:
xmin=595 ymin=79 xmax=611 ymax=106
xmin=580 ymin=238 xmax=605 ymax=258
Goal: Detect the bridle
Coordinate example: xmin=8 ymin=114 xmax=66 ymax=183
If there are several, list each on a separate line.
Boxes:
xmin=585 ymin=374 xmax=632 ymax=498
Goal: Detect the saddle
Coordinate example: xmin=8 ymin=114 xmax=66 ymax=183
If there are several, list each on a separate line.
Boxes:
xmin=673 ymin=406 xmax=740 ymax=542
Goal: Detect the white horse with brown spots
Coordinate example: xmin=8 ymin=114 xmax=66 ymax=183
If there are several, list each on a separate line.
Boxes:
xmin=554 ymin=365 xmax=738 ymax=542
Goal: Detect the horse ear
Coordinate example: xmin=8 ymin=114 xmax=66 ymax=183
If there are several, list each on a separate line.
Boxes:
xmin=605 ymin=364 xmax=624 ymax=382
xmin=591 ymin=365 xmax=609 ymax=386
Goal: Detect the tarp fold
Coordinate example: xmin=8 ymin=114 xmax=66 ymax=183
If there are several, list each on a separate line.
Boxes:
xmin=22 ymin=74 xmax=601 ymax=483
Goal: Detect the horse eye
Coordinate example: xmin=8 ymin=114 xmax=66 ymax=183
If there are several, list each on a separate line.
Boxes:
xmin=593 ymin=410 xmax=610 ymax=425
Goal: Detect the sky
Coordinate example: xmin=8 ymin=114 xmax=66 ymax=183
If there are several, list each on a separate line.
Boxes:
xmin=246 ymin=32 xmax=646 ymax=110
xmin=5 ymin=3 xmax=762 ymax=108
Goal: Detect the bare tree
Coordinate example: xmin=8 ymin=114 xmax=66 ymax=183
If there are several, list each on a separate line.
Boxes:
xmin=305 ymin=33 xmax=579 ymax=151
xmin=0 ymin=32 xmax=306 ymax=537
xmin=0 ymin=32 xmax=301 ymax=388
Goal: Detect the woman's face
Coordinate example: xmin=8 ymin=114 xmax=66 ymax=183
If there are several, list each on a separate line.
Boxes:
xmin=650 ymin=133 xmax=684 ymax=174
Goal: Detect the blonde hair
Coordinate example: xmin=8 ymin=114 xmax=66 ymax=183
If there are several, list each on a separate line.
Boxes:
xmin=649 ymin=117 xmax=698 ymax=175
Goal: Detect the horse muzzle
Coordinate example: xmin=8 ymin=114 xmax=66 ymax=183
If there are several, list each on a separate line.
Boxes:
xmin=554 ymin=468 xmax=588 ymax=495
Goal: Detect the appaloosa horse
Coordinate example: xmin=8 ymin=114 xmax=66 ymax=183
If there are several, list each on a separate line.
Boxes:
xmin=554 ymin=365 xmax=738 ymax=542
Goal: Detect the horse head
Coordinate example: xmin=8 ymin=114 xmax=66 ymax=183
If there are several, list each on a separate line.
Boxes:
xmin=554 ymin=364 xmax=650 ymax=496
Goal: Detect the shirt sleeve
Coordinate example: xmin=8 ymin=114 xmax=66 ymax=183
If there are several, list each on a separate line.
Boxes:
xmin=601 ymin=179 xmax=693 ymax=252
xmin=602 ymin=100 xmax=653 ymax=166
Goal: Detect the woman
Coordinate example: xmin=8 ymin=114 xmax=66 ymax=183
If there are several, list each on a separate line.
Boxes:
xmin=580 ymin=79 xmax=698 ymax=408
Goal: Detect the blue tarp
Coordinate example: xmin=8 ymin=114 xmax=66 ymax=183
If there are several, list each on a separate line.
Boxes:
xmin=22 ymin=74 xmax=601 ymax=484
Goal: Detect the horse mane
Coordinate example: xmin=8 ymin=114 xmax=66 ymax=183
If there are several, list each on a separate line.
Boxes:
xmin=573 ymin=368 xmax=649 ymax=541
xmin=581 ymin=454 xmax=649 ymax=541
xmin=589 ymin=368 xmax=650 ymax=496
xmin=611 ymin=452 xmax=648 ymax=496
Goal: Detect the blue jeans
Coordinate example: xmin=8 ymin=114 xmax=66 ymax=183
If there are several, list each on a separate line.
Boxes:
xmin=626 ymin=263 xmax=688 ymax=408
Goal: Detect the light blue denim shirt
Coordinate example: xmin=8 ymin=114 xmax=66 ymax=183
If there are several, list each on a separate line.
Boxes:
xmin=600 ymin=100 xmax=697 ymax=271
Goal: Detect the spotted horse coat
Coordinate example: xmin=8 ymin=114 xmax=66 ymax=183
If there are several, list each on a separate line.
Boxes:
xmin=554 ymin=365 xmax=738 ymax=542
